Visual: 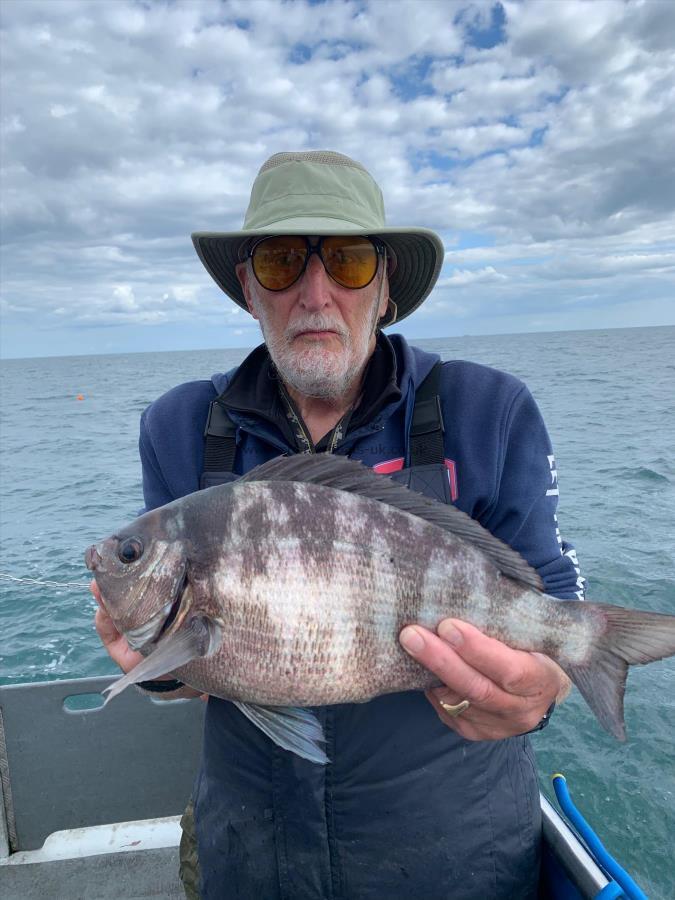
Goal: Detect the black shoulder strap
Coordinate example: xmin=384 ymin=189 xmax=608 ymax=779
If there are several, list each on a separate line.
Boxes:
xmin=409 ymin=361 xmax=445 ymax=466
xmin=202 ymin=398 xmax=237 ymax=480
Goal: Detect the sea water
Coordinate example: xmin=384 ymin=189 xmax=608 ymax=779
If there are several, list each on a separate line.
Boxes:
xmin=1 ymin=325 xmax=674 ymax=896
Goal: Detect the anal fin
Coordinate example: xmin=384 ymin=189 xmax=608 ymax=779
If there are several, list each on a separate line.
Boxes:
xmin=233 ymin=701 xmax=328 ymax=764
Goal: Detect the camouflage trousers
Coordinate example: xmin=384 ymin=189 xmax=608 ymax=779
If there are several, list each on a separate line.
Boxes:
xmin=179 ymin=799 xmax=201 ymax=900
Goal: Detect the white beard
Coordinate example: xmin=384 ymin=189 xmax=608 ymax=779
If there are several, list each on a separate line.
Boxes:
xmin=251 ymin=296 xmax=383 ymax=402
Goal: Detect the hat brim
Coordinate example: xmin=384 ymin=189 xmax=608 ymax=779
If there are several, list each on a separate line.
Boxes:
xmin=192 ymin=219 xmax=444 ymax=323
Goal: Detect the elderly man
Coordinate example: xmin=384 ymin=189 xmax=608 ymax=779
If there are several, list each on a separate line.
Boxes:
xmin=95 ymin=151 xmax=579 ymax=899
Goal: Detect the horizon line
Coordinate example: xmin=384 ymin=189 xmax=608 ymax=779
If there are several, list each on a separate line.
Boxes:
xmin=1 ymin=321 xmax=673 ymax=363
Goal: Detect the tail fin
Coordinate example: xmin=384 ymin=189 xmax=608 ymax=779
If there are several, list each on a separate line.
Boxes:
xmin=558 ymin=603 xmax=675 ymax=741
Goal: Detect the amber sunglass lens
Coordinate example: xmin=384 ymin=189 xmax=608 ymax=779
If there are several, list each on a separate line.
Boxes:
xmin=252 ymin=236 xmax=308 ymax=291
xmin=322 ymin=236 xmax=378 ymax=288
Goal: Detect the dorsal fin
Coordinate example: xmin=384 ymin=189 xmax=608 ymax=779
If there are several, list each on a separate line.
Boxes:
xmin=238 ymin=454 xmax=544 ymax=592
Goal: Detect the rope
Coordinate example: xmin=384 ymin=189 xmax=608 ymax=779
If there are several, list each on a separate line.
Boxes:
xmin=0 ymin=573 xmax=90 ymax=589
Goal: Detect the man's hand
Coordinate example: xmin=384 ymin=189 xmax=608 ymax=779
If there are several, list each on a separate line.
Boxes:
xmin=399 ymin=618 xmax=571 ymax=741
xmin=92 ymin=580 xmax=144 ymax=674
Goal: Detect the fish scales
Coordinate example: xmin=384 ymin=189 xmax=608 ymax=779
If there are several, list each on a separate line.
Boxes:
xmin=86 ymin=453 xmax=675 ymax=757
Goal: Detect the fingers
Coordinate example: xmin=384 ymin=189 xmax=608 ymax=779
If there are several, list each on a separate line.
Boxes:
xmin=94 ymin=605 xmax=120 ymax=647
xmin=400 ymin=619 xmax=565 ymax=740
xmin=435 ymin=619 xmax=557 ymax=698
xmin=532 ymin=653 xmax=572 ymax=702
xmin=401 ymin=620 xmax=566 ymax=701
xmin=400 ymin=624 xmax=508 ymax=709
xmin=91 ymin=582 xmax=146 ymax=674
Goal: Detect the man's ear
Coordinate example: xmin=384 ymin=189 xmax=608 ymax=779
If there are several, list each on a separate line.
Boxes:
xmin=379 ymin=299 xmax=397 ymax=328
xmin=377 ymin=271 xmax=391 ymax=321
xmin=235 ymin=261 xmax=259 ymax=320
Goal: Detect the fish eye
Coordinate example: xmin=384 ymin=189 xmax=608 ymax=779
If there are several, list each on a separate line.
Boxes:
xmin=118 ymin=537 xmax=144 ymax=564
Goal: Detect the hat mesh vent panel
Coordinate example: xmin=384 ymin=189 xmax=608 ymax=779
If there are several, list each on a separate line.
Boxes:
xmin=258 ymin=151 xmax=368 ymax=174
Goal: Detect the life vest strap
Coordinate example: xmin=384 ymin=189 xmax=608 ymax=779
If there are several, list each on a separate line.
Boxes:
xmin=202 ymin=400 xmax=237 ymax=482
xmin=409 ymin=361 xmax=444 ymax=466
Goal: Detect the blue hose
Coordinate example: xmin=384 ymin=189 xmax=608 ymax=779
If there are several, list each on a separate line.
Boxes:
xmin=551 ymin=774 xmax=648 ymax=900
xmin=595 ymin=885 xmax=627 ymax=900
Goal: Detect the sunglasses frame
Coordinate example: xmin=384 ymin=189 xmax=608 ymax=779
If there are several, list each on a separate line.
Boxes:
xmin=247 ymin=235 xmax=385 ymax=292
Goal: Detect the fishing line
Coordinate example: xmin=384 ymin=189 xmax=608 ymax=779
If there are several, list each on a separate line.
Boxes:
xmin=0 ymin=572 xmax=90 ymax=589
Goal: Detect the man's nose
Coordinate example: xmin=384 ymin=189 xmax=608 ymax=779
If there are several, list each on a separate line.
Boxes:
xmin=297 ymin=254 xmax=334 ymax=309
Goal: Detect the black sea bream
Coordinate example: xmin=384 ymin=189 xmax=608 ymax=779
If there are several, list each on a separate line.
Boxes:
xmin=86 ymin=455 xmax=675 ymax=763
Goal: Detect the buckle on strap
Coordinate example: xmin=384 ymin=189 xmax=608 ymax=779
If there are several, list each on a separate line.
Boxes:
xmin=411 ymin=395 xmax=444 ymax=437
xmin=204 ymin=400 xmax=236 ymax=438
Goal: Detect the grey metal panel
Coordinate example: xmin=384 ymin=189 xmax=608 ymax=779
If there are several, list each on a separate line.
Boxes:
xmin=0 ymin=677 xmax=204 ymax=851
xmin=0 ymin=846 xmax=183 ymax=899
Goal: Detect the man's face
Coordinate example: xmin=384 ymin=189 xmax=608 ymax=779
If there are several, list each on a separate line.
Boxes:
xmin=236 ymin=237 xmax=389 ymax=401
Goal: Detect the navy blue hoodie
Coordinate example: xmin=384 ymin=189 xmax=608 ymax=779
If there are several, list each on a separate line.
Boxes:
xmin=139 ymin=334 xmax=583 ymax=899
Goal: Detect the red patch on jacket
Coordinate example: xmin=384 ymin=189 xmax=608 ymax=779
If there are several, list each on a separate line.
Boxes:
xmin=372 ymin=457 xmax=405 ymax=474
xmin=373 ymin=458 xmax=458 ymax=502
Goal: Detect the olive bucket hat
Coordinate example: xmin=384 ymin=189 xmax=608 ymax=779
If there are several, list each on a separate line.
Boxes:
xmin=191 ymin=150 xmax=445 ymax=323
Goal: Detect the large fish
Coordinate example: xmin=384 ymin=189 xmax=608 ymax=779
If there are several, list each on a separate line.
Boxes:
xmin=85 ymin=454 xmax=675 ymax=763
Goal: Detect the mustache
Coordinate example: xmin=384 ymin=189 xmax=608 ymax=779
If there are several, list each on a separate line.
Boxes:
xmin=285 ymin=316 xmax=350 ymax=342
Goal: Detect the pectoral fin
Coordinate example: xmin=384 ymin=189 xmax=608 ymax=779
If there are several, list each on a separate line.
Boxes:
xmin=103 ymin=617 xmax=216 ymax=705
xmin=233 ymin=701 xmax=328 ymax=765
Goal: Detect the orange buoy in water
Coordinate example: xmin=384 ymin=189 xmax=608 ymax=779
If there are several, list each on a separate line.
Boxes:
xmin=76 ymin=394 xmax=85 ymax=401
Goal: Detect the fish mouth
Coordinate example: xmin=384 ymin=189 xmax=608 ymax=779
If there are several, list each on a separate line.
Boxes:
xmin=85 ymin=544 xmax=102 ymax=571
xmin=125 ymin=569 xmax=192 ymax=652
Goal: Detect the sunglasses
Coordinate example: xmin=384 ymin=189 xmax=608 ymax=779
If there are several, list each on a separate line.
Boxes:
xmin=247 ymin=235 xmax=384 ymax=292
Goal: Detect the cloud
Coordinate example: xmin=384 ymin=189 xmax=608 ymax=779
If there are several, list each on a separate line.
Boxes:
xmin=439 ymin=266 xmax=509 ymax=287
xmin=1 ymin=0 xmax=674 ymax=357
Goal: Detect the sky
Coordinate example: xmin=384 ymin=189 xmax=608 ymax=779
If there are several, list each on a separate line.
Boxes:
xmin=1 ymin=0 xmax=674 ymax=359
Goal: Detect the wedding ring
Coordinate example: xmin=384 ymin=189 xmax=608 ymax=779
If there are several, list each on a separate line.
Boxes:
xmin=439 ymin=698 xmax=470 ymax=717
